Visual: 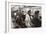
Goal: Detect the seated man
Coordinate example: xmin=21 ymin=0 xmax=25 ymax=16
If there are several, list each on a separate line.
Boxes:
xmin=16 ymin=11 xmax=27 ymax=28
xmin=31 ymin=11 xmax=41 ymax=27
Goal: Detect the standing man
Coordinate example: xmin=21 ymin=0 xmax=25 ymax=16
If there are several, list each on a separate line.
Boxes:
xmin=25 ymin=10 xmax=33 ymax=27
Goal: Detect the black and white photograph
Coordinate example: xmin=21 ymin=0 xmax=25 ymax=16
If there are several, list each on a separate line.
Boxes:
xmin=0 ymin=0 xmax=46 ymax=33
xmin=5 ymin=1 xmax=46 ymax=33
xmin=11 ymin=5 xmax=41 ymax=28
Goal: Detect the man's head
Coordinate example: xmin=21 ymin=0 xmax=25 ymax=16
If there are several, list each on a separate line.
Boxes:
xmin=28 ymin=10 xmax=31 ymax=16
xmin=22 ymin=11 xmax=26 ymax=15
xmin=35 ymin=11 xmax=39 ymax=18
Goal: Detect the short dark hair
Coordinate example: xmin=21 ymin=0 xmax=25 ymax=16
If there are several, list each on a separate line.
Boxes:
xmin=28 ymin=10 xmax=31 ymax=13
xmin=35 ymin=11 xmax=39 ymax=14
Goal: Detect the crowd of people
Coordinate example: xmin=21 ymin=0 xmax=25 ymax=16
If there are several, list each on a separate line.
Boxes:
xmin=11 ymin=8 xmax=41 ymax=28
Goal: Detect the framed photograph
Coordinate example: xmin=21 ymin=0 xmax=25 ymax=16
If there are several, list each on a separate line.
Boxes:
xmin=5 ymin=1 xmax=44 ymax=33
